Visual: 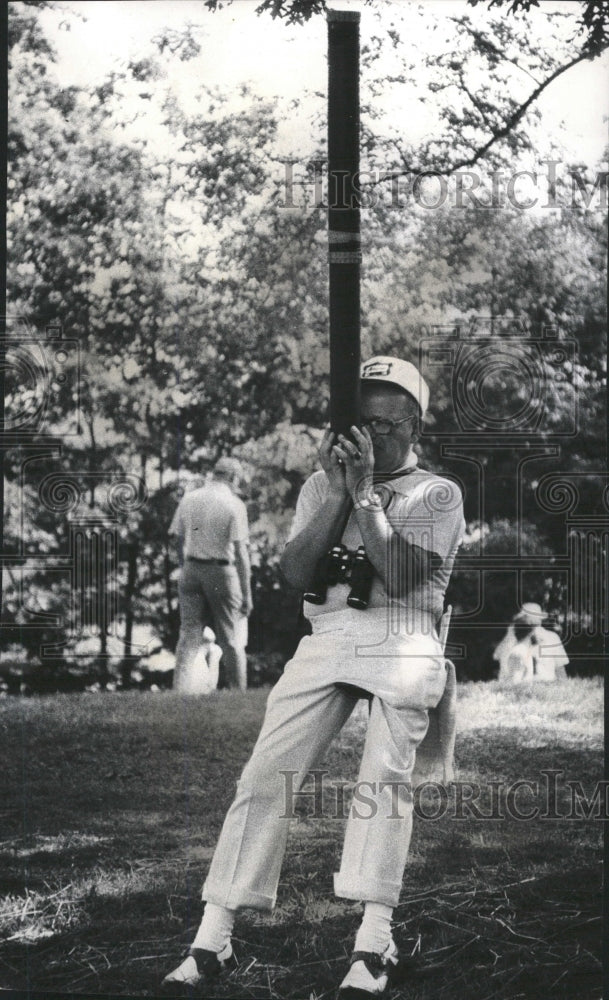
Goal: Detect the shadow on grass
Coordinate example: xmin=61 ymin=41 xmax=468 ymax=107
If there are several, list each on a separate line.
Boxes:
xmin=2 ymin=851 xmax=600 ymax=999
xmin=0 ymin=684 xmax=602 ymax=998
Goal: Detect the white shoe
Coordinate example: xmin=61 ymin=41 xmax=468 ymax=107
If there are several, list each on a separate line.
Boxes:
xmin=336 ymin=938 xmax=400 ymax=998
xmin=160 ymin=942 xmax=235 ymax=995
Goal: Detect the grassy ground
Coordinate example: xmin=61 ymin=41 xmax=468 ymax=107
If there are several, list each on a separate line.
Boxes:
xmin=0 ymin=678 xmax=603 ymax=999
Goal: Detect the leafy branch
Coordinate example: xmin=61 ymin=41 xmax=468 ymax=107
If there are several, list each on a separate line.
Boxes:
xmin=377 ymin=46 xmax=605 ymax=183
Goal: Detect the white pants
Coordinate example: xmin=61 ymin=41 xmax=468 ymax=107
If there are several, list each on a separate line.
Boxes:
xmin=202 ymin=613 xmax=447 ymax=909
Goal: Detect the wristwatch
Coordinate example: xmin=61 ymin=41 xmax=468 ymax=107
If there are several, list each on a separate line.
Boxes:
xmin=354 ymin=491 xmax=384 ymax=511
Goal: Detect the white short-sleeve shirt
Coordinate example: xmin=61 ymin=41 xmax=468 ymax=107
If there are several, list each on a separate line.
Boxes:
xmin=288 ymin=466 xmax=465 ymax=631
xmin=169 ymin=481 xmax=248 ymax=561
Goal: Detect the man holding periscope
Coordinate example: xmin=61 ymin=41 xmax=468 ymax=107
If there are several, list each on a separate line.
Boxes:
xmin=162 ymin=356 xmax=465 ymax=999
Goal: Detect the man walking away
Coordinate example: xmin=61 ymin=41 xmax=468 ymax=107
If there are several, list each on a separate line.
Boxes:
xmin=169 ymin=456 xmax=252 ymax=692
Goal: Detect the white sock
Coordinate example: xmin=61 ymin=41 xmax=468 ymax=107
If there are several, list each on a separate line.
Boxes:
xmin=353 ymin=902 xmax=393 ymax=955
xmin=192 ymin=902 xmax=236 ymax=954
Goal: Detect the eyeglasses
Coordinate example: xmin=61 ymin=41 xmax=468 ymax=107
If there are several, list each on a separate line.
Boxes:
xmin=361 ymin=415 xmax=416 ymax=436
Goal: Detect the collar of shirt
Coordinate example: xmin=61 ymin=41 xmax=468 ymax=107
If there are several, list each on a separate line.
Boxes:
xmin=372 ymin=450 xmax=425 ymax=495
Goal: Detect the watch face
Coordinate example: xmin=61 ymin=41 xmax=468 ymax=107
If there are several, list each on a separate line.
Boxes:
xmin=357 ymin=490 xmax=383 ymax=508
xmin=357 ymin=486 xmax=386 ymax=506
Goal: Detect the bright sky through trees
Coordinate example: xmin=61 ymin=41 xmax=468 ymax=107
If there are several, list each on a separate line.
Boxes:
xmin=40 ymin=0 xmax=608 ymax=166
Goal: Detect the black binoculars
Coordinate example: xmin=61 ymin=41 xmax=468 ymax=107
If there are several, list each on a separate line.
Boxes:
xmin=304 ymin=544 xmax=375 ymax=610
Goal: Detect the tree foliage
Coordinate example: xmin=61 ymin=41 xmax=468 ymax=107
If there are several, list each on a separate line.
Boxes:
xmin=468 ymin=0 xmax=609 ymax=57
xmin=208 ymin=0 xmax=608 ymax=180
xmin=208 ymin=0 xmax=609 ymax=61
xmin=3 ymin=1 xmax=606 ymax=684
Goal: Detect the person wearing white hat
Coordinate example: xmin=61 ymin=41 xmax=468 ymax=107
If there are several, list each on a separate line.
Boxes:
xmin=162 ymin=358 xmax=465 ymax=999
xmin=169 ymin=456 xmax=252 ymax=692
xmin=495 ymin=603 xmax=569 ymax=683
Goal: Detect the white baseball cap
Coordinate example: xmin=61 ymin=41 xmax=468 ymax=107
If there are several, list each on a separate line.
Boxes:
xmin=361 ymin=356 xmax=430 ymax=418
xmin=514 ymin=602 xmax=545 ymax=625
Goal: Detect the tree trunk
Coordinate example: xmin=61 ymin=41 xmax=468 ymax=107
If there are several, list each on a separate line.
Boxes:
xmin=97 ymin=552 xmax=110 ymax=687
xmin=121 ymin=540 xmax=138 ymax=688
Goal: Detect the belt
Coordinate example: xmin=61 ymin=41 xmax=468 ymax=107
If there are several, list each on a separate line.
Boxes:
xmin=186 ymin=556 xmax=231 ymax=566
